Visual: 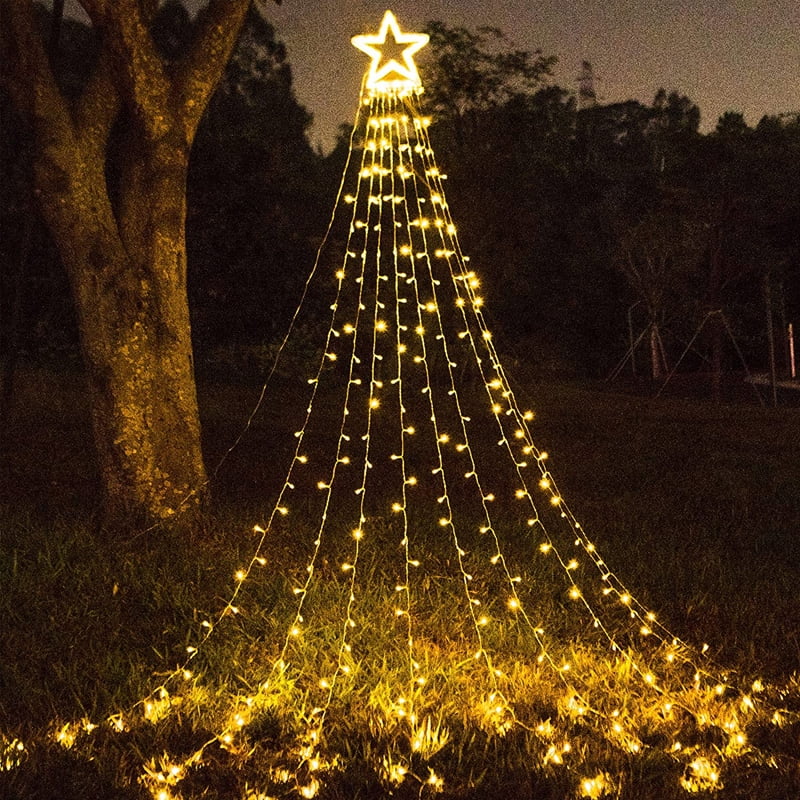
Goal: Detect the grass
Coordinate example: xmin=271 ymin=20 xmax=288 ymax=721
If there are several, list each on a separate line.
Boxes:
xmin=1 ymin=366 xmax=799 ymax=799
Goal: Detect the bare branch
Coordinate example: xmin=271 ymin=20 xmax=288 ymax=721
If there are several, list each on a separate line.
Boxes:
xmin=74 ymin=41 xmax=120 ymax=152
xmin=175 ymin=0 xmax=252 ymax=140
xmin=1 ymin=0 xmax=72 ymax=133
xmin=94 ymin=0 xmax=172 ymax=141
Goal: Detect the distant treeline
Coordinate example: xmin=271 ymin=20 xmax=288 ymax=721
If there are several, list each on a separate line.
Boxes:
xmin=2 ymin=5 xmax=798 ymax=382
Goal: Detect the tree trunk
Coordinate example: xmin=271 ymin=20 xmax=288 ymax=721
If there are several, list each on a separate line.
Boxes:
xmin=1 ymin=0 xmax=255 ymax=524
xmin=36 ymin=124 xmax=206 ymax=521
xmin=649 ymin=322 xmax=663 ymax=380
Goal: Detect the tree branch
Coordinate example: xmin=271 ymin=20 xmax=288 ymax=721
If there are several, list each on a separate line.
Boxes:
xmin=3 ymin=0 xmax=125 ymax=296
xmin=74 ymin=40 xmax=120 ymax=152
xmin=175 ymin=0 xmax=252 ymax=140
xmin=85 ymin=0 xmax=172 ymax=141
xmin=0 ymin=0 xmax=71 ymax=130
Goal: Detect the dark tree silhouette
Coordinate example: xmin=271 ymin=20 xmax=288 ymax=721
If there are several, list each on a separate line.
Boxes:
xmin=187 ymin=6 xmax=323 ymax=357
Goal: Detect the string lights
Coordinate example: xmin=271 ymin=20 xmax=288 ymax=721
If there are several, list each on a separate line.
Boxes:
xmin=158 ymin=11 xmax=751 ymax=793
xmin=4 ymin=10 xmax=796 ymax=799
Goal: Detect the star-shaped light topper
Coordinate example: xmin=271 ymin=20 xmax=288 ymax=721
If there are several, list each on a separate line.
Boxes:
xmin=352 ymin=10 xmax=429 ymax=95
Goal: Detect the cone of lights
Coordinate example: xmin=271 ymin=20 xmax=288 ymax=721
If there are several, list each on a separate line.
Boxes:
xmin=133 ymin=11 xmax=777 ymax=798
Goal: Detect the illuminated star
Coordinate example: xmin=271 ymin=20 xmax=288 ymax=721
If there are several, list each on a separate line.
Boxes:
xmin=351 ymin=10 xmax=429 ymax=94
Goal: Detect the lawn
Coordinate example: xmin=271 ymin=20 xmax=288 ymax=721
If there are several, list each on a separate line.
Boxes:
xmin=1 ymin=366 xmax=799 ymax=799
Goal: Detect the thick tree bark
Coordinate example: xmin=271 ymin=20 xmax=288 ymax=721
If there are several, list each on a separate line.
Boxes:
xmin=39 ymin=125 xmax=205 ymax=520
xmin=1 ymin=0 xmax=252 ymax=522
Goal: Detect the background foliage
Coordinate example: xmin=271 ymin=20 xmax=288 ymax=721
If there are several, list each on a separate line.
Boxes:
xmin=2 ymin=4 xmax=799 ymax=388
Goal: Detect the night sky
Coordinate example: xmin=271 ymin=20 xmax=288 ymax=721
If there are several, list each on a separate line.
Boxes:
xmin=266 ymin=0 xmax=800 ymax=152
xmin=63 ymin=1 xmax=800 ymax=151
